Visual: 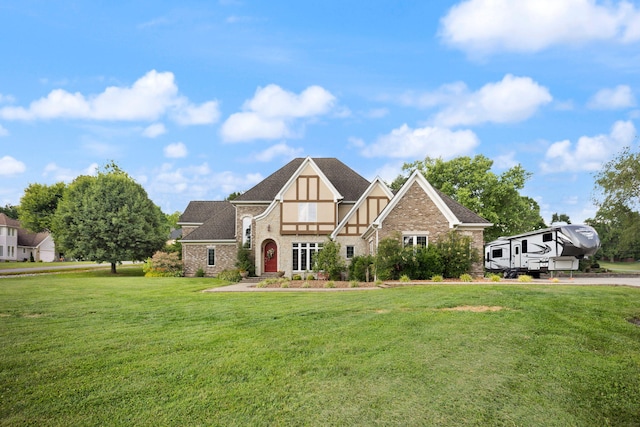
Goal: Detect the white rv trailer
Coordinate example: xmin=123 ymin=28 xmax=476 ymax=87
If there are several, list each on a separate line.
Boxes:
xmin=484 ymin=224 xmax=600 ymax=278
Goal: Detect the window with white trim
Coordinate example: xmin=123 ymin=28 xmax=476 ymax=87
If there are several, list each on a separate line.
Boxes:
xmin=346 ymin=245 xmax=354 ymax=259
xmin=242 ymin=217 xmax=252 ymax=248
xmin=292 ymin=242 xmax=322 ymax=271
xmin=298 ymin=203 xmax=317 ymax=222
xmin=207 ymin=248 xmax=215 ymax=266
xmin=403 ymin=235 xmax=428 ymax=248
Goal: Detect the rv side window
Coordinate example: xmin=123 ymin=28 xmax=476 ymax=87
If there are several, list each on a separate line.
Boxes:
xmin=492 ymin=249 xmax=503 ymax=258
xmin=522 ymin=240 xmax=528 ymax=253
xmin=515 ymin=247 xmax=519 ymax=255
xmin=542 ymin=233 xmax=552 ymax=242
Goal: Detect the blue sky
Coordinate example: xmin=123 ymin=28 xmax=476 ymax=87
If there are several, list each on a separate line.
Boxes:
xmin=1 ymin=0 xmax=640 ymax=223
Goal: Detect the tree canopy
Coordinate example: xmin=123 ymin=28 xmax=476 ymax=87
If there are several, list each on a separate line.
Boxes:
xmin=19 ymin=182 xmax=66 ymax=232
xmin=589 ymin=145 xmax=640 ymax=260
xmin=392 ymin=155 xmax=545 ymax=242
xmin=0 ymin=204 xmax=19 ymax=220
xmin=551 ymin=213 xmax=571 ymax=224
xmin=51 ymin=165 xmax=168 ymax=273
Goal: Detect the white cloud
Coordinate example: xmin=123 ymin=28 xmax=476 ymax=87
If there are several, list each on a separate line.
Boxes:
xmin=348 ymin=137 xmax=365 ymax=148
xmin=493 ymin=152 xmax=519 ymax=169
xmin=222 ymin=112 xmax=291 ymax=142
xmin=440 ymin=0 xmax=640 ymax=56
xmin=43 ymin=162 xmax=98 ymax=182
xmin=398 ymin=82 xmax=467 ymax=109
xmin=164 ymin=142 xmax=188 ymax=158
xmin=171 ymin=100 xmax=220 ymax=125
xmin=251 ymin=143 xmax=304 ymax=162
xmin=0 ymin=124 xmax=8 ymax=137
xmin=0 ymin=156 xmax=26 ymax=176
xmin=431 ymin=75 xmax=552 ymax=127
xmin=587 ymin=85 xmax=636 ymax=110
xmin=146 ymin=162 xmax=262 ymax=199
xmin=220 ymin=84 xmax=336 ymax=142
xmin=0 ymin=70 xmax=220 ymax=125
xmin=373 ymin=161 xmax=405 ymax=183
xmin=143 ymin=123 xmax=166 ymax=138
xmin=0 ymin=94 xmax=15 ymax=104
xmin=541 ymin=120 xmax=636 ymax=173
xmin=364 ymin=108 xmax=389 ymax=119
xmin=362 ymin=124 xmax=479 ymax=159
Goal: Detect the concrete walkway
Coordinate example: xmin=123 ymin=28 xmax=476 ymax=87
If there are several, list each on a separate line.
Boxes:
xmin=204 ymin=276 xmax=640 ymax=292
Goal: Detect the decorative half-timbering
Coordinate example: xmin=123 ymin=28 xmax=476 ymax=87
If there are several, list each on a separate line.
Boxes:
xmin=179 ymin=157 xmax=491 ymax=277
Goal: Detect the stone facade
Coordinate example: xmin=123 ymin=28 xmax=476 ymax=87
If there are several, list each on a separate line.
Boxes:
xmin=377 ymin=182 xmax=451 ymax=242
xmin=182 ymin=243 xmax=236 ymax=277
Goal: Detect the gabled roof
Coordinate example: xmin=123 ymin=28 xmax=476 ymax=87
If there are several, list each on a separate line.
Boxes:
xmin=330 ymin=177 xmax=394 ymax=239
xmin=179 ymin=201 xmax=231 ymax=224
xmin=434 ymin=188 xmax=491 ymax=225
xmin=0 ymin=213 xmax=52 ymax=248
xmin=0 ymin=213 xmax=20 ymax=227
xmin=370 ymin=170 xmax=490 ymax=232
xmin=276 ymin=157 xmax=343 ymax=202
xmin=180 ymin=201 xmax=236 ymax=242
xmin=18 ymin=229 xmax=50 ymax=248
xmin=234 ymin=157 xmax=370 ymax=203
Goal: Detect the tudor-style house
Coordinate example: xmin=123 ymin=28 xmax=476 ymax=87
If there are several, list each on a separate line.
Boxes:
xmin=179 ymin=157 xmax=491 ymax=278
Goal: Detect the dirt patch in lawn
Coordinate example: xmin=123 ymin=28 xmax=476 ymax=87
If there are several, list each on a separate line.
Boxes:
xmin=628 ymin=317 xmax=640 ymax=326
xmin=440 ymin=305 xmax=506 ymax=312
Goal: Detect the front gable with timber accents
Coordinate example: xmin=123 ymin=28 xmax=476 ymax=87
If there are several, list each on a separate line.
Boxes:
xmin=277 ymin=159 xmax=342 ymax=236
xmin=179 ymin=158 xmax=490 ymax=278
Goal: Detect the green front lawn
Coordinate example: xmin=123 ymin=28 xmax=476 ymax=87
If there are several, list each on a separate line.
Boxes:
xmin=600 ymin=260 xmax=640 ymax=272
xmin=1 ymin=270 xmax=640 ymax=426
xmin=0 ymin=261 xmax=103 ymax=270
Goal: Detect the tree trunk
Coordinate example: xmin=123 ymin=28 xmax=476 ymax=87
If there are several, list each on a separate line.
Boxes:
xmin=111 ymin=262 xmax=117 ymax=274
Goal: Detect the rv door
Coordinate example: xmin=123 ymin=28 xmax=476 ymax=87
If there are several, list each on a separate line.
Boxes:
xmin=512 ymin=243 xmax=521 ymax=269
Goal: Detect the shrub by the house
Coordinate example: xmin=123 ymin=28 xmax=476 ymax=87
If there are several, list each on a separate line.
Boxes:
xmin=143 ymin=251 xmax=183 ymax=277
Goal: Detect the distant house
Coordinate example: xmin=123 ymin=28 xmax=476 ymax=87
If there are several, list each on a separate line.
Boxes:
xmin=0 ymin=213 xmax=57 ymax=262
xmin=179 ymin=157 xmax=491 ymax=277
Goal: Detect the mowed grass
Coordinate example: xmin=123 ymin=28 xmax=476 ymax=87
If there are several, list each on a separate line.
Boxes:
xmin=600 ymin=260 xmax=640 ymax=273
xmin=2 ymin=270 xmax=640 ymax=426
xmin=0 ymin=261 xmax=104 ymax=270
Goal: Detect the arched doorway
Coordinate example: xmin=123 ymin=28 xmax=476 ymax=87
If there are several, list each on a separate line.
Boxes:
xmin=264 ymin=240 xmax=278 ymax=273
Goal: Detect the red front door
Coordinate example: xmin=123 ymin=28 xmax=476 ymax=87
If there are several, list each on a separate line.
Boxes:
xmin=264 ymin=241 xmax=278 ymax=272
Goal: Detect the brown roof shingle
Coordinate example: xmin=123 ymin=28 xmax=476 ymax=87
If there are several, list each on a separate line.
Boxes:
xmin=234 ymin=158 xmax=370 ymax=203
xmin=180 ymin=201 xmax=236 ymax=241
xmin=435 ymin=188 xmax=491 ymax=224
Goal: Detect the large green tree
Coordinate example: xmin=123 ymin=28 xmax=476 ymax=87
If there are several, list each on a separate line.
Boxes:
xmin=52 ymin=165 xmax=168 ymax=273
xmin=595 ymin=146 xmax=640 ymax=211
xmin=392 ymin=155 xmax=545 ymax=242
xmin=586 ymin=204 xmax=640 ymax=260
xmin=19 ymin=182 xmax=67 ymax=232
xmin=590 ymin=145 xmax=640 ymax=260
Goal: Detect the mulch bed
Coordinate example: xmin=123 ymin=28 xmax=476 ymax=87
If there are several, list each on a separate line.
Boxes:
xmin=255 ymin=278 xmax=494 ymax=289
